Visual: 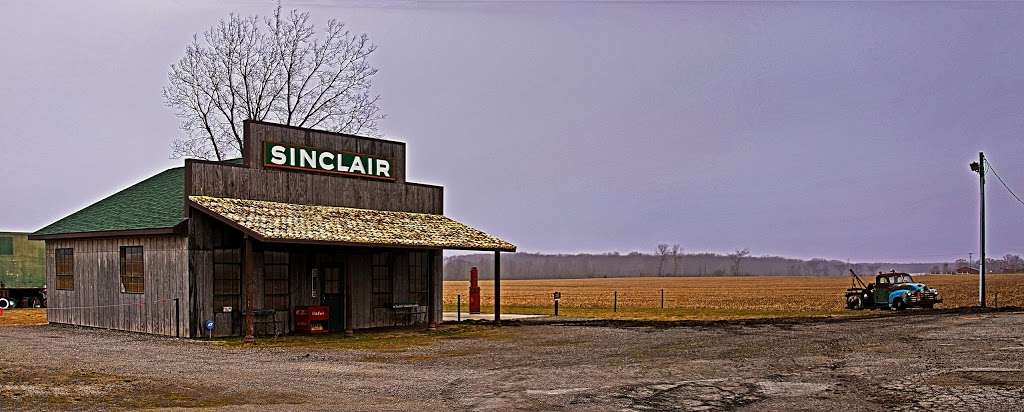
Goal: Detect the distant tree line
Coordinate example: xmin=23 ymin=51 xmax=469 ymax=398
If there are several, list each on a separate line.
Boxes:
xmin=443 ymin=247 xmax=1024 ymax=280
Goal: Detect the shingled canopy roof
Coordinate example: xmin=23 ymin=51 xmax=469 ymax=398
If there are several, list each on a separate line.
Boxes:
xmin=189 ymin=196 xmax=516 ymax=252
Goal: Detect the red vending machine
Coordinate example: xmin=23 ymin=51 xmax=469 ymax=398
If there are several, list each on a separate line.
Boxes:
xmin=294 ymin=305 xmax=329 ymax=334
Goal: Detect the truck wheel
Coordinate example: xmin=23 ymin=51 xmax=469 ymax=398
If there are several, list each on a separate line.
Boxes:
xmin=892 ymin=299 xmax=906 ymax=311
xmin=0 ymin=298 xmax=10 ymax=310
xmin=847 ymin=295 xmax=864 ymax=310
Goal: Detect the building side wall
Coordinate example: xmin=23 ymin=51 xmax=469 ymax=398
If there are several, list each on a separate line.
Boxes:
xmin=45 ymin=235 xmax=190 ymax=337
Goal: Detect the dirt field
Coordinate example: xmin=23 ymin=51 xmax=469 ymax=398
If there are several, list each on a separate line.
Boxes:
xmin=2 ymin=310 xmax=1023 ymax=410
xmin=443 ymin=274 xmax=1024 ymax=319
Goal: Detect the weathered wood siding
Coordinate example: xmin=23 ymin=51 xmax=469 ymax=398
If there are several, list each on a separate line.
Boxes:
xmin=188 ymin=210 xmax=244 ymax=337
xmin=45 ymin=236 xmax=190 ymax=337
xmin=186 ymin=161 xmax=442 ymax=214
xmin=186 ymin=121 xmax=443 ymax=214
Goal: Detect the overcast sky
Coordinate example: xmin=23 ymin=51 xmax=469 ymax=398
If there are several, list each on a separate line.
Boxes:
xmin=2 ymin=1 xmax=1023 ymax=262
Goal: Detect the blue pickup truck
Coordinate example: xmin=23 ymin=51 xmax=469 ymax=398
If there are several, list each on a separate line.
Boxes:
xmin=845 ymin=270 xmax=942 ymax=310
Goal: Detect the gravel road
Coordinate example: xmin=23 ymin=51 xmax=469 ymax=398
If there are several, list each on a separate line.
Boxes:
xmin=1 ymin=311 xmax=1023 ymax=411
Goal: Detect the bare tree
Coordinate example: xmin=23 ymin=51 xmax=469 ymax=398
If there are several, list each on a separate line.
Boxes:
xmin=671 ymin=244 xmax=681 ymax=275
xmin=163 ymin=4 xmax=384 ymax=160
xmin=1003 ymin=254 xmax=1023 ymax=273
xmin=729 ymin=249 xmax=750 ymax=275
xmin=655 ymin=244 xmax=670 ymax=276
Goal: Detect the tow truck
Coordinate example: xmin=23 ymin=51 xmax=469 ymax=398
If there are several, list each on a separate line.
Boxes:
xmin=845 ymin=270 xmax=942 ymax=310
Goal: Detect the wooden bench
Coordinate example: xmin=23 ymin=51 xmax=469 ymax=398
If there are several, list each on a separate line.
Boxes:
xmin=390 ymin=304 xmax=426 ymax=326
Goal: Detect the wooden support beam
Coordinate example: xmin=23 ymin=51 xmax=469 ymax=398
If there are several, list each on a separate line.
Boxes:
xmin=243 ymin=235 xmax=256 ymax=344
xmin=494 ymin=250 xmax=501 ymax=324
xmin=427 ymin=250 xmax=438 ymax=330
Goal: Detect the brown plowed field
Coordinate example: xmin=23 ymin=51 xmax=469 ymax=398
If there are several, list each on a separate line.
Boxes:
xmin=443 ymin=274 xmax=1023 ymax=320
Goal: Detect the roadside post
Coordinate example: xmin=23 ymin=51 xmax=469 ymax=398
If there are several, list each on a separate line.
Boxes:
xmin=660 ymin=289 xmax=665 ymax=309
xmin=613 ymin=291 xmax=618 ymax=312
xmin=553 ymin=291 xmax=560 ymax=316
xmin=970 ymin=153 xmax=987 ymax=307
xmin=457 ymin=294 xmax=461 ymax=322
xmin=205 ymin=319 xmax=214 ymax=340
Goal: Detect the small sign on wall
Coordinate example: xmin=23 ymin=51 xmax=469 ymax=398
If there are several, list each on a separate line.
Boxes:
xmin=222 ymin=306 xmax=233 ymax=313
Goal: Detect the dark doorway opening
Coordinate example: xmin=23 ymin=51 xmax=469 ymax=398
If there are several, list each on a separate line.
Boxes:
xmin=321 ymin=266 xmax=345 ymax=332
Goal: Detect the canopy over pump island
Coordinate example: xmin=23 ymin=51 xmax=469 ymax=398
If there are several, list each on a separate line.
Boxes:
xmin=30 ymin=121 xmax=515 ymax=339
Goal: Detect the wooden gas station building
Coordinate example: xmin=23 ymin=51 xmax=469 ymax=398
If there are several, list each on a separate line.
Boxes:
xmin=31 ymin=121 xmax=515 ymax=338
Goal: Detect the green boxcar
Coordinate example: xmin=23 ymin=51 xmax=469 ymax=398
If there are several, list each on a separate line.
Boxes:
xmin=0 ymin=232 xmax=46 ymax=288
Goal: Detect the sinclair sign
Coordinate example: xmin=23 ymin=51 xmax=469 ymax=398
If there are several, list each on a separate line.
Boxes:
xmin=263 ymin=142 xmax=393 ymax=180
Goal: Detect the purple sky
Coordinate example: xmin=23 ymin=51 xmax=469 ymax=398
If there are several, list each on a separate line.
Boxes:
xmin=2 ymin=1 xmax=1023 ymax=262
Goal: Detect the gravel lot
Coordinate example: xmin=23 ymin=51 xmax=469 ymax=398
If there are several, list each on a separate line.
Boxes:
xmin=2 ymin=311 xmax=1023 ymax=411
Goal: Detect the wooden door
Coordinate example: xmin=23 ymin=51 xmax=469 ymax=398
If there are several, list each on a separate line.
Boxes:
xmin=322 ymin=267 xmax=345 ymax=332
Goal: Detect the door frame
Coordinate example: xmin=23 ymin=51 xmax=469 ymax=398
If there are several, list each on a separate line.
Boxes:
xmin=319 ymin=265 xmax=346 ymax=333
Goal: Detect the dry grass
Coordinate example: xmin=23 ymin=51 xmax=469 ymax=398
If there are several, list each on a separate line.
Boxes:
xmin=215 ymin=323 xmax=516 ymax=351
xmin=443 ymin=274 xmax=1024 ymax=320
xmin=0 ymin=309 xmax=47 ymax=326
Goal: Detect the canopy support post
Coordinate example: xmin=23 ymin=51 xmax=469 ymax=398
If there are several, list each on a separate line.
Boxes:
xmin=494 ymin=250 xmax=501 ymax=325
xmin=427 ymin=250 xmax=438 ymax=330
xmin=243 ymin=235 xmax=256 ymax=344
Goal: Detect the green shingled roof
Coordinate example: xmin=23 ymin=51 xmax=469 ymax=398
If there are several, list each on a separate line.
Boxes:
xmin=33 ymin=167 xmax=185 ymax=237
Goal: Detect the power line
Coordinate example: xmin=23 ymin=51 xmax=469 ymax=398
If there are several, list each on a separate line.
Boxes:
xmin=984 ymin=158 xmax=1024 ymax=208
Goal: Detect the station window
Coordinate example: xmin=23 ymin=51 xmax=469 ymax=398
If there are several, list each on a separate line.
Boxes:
xmin=324 ymin=268 xmax=342 ymax=295
xmin=371 ymin=252 xmax=392 ymax=308
xmin=0 ymin=237 xmax=12 ymax=255
xmin=119 ymin=246 xmax=145 ymax=294
xmin=408 ymin=251 xmax=429 ymax=306
xmin=55 ymin=248 xmax=74 ymax=290
xmin=213 ymin=248 xmax=241 ymax=312
xmin=263 ymin=251 xmax=289 ymax=311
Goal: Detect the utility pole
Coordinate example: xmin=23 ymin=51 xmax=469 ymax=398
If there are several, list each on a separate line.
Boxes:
xmin=970 ymin=152 xmax=986 ymax=307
